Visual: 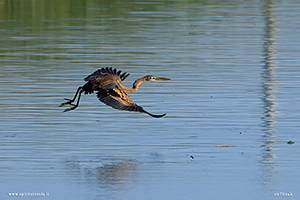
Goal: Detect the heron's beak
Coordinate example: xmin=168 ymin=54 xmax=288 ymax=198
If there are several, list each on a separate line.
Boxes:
xmin=153 ymin=77 xmax=171 ymax=81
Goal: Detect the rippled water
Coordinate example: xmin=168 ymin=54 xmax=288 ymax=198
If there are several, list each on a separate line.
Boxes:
xmin=1 ymin=0 xmax=300 ymax=199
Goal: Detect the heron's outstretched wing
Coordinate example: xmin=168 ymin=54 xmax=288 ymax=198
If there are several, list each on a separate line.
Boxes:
xmin=97 ymin=86 xmax=144 ymax=112
xmin=96 ymin=86 xmax=166 ymax=118
xmin=84 ymin=67 xmax=130 ymax=82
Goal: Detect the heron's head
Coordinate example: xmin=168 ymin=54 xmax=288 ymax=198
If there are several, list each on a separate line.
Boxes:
xmin=144 ymin=75 xmax=171 ymax=81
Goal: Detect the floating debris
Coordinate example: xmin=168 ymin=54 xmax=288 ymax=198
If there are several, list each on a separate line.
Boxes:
xmin=216 ymin=145 xmax=233 ymax=147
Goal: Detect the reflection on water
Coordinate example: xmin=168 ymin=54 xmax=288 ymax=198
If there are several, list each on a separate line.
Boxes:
xmin=260 ymin=0 xmax=278 ymax=185
xmin=95 ymin=160 xmax=137 ymax=185
xmin=66 ymin=158 xmax=138 ymax=187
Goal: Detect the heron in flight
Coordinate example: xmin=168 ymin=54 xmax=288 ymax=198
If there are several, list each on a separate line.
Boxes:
xmin=60 ymin=67 xmax=170 ymax=118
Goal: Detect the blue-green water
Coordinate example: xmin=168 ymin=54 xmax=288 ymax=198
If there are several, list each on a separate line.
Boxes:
xmin=0 ymin=0 xmax=300 ymax=199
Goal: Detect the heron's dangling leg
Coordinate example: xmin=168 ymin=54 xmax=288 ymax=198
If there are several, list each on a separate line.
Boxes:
xmin=60 ymin=86 xmax=83 ymax=106
xmin=62 ymin=88 xmax=84 ymax=112
xmin=60 ymin=86 xmax=83 ymax=110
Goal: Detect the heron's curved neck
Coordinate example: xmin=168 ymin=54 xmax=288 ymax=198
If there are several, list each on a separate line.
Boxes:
xmin=122 ymin=77 xmax=146 ymax=93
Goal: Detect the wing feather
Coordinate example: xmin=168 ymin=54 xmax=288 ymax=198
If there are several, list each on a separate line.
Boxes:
xmin=120 ymin=72 xmax=130 ymax=81
xmin=96 ymin=86 xmax=145 ymax=113
xmin=84 ymin=67 xmax=130 ymax=82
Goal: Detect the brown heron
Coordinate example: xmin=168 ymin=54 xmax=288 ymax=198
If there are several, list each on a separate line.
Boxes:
xmin=60 ymin=67 xmax=170 ymax=118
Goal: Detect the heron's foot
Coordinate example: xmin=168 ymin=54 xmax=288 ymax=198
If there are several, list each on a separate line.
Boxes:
xmin=60 ymin=102 xmax=76 ymax=107
xmin=63 ymin=106 xmax=77 ymax=112
xmin=59 ymin=98 xmax=75 ymax=107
